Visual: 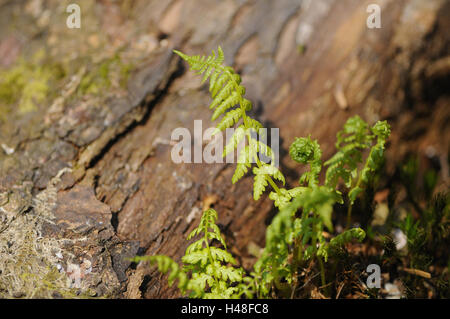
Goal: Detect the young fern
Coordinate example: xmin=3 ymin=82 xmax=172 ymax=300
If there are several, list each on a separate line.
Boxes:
xmin=131 ymin=209 xmax=253 ymax=299
xmin=255 ymin=117 xmax=389 ymax=295
xmin=324 ymin=116 xmax=391 ymax=226
xmin=174 ymin=47 xmax=284 ymax=201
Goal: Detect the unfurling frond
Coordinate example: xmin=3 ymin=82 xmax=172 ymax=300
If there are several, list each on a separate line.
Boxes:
xmin=289 ymin=136 xmax=322 ymax=187
xmin=175 ymin=47 xmax=284 ymax=200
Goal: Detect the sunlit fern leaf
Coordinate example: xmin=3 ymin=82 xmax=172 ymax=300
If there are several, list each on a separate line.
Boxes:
xmin=182 ymin=249 xmax=210 ymax=266
xmin=253 ymin=172 xmax=269 ymax=201
xmin=289 ymin=136 xmax=322 ymax=187
xmin=210 ymin=247 xmax=236 ymax=264
xmin=329 ymin=228 xmax=366 ymax=249
xmin=242 ymin=98 xmax=252 ymax=111
xmin=325 ymin=116 xmax=372 ymax=188
xmin=175 ymin=47 xmax=285 ymax=202
xmin=269 ymin=186 xmax=309 ymax=209
xmin=210 ymin=81 xmax=234 ymax=110
xmin=215 ymin=108 xmax=243 ymax=133
xmin=232 ymin=146 xmax=252 ymax=183
xmin=269 ymin=189 xmax=291 ymax=209
xmin=212 ymin=91 xmax=241 ymax=121
xmin=254 ymin=164 xmax=285 ymax=185
xmin=288 ymin=186 xmax=308 ymax=197
xmin=189 ymin=273 xmax=214 ymax=291
xmin=360 ymin=120 xmax=390 ymax=184
xmin=256 ymin=140 xmax=273 ymax=158
xmin=211 ymin=71 xmax=237 ymax=98
xmin=223 ymin=125 xmax=246 ymax=157
xmin=174 ymin=47 xmax=224 ymax=77
xmin=210 ymin=76 xmax=243 ymax=111
xmin=210 ymin=264 xmax=243 ymax=282
xmin=186 ymin=239 xmax=205 ymax=254
xmin=247 ymin=118 xmax=263 ymax=130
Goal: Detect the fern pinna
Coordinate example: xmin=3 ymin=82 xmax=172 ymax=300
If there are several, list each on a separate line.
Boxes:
xmin=131 ymin=209 xmax=254 ymax=299
xmin=134 ymin=47 xmax=391 ymax=299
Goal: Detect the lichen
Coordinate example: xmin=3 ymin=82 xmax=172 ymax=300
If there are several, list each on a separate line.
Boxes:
xmin=0 ymin=49 xmax=65 ymax=120
xmin=0 ymin=168 xmax=94 ymax=298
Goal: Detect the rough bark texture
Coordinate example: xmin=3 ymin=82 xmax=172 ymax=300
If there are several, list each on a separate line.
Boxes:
xmin=0 ymin=0 xmax=448 ymax=298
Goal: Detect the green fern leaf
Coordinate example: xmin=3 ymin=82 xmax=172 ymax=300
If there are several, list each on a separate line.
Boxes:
xmin=223 ymin=126 xmax=246 ymax=157
xmin=212 ymin=91 xmax=240 ymax=120
xmin=329 ymin=228 xmax=366 ymax=249
xmin=215 ymin=108 xmax=243 ymax=132
xmin=253 ymin=172 xmax=268 ymax=201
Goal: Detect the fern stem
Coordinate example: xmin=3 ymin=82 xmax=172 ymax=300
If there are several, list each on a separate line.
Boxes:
xmin=347 ymin=144 xmax=373 ymax=228
xmin=346 ymin=204 xmax=353 ymax=229
xmin=318 ymin=257 xmax=326 ymax=292
xmin=312 ymin=217 xmax=327 ymax=292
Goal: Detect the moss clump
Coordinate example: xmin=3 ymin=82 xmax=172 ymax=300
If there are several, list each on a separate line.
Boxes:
xmin=0 ymin=169 xmax=94 ymax=299
xmin=0 ymin=48 xmax=134 ymax=122
xmin=0 ymin=49 xmax=65 ymax=120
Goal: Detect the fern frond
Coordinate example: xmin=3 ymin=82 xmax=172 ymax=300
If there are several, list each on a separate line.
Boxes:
xmin=269 ymin=189 xmax=291 ymax=209
xmin=174 ymin=47 xmax=224 ymax=81
xmin=189 ymin=272 xmax=215 ymax=292
xmin=325 ymin=116 xmax=372 ymax=188
xmin=247 ymin=118 xmax=262 ymax=130
xmin=215 ymin=108 xmax=243 ymax=133
xmin=223 ymin=126 xmax=246 ymax=157
xmin=210 ymin=247 xmax=237 ymax=264
xmin=232 ymin=163 xmax=248 ymax=182
xmin=182 ymin=250 xmax=210 ymax=266
xmin=253 ymin=172 xmax=269 ymax=201
xmin=252 ymin=164 xmax=285 ymax=200
xmin=254 ymin=164 xmax=285 ymax=185
xmin=329 ymin=228 xmax=366 ymax=249
xmin=135 ymin=209 xmax=250 ymax=299
xmin=289 ymin=136 xmax=322 ymax=187
xmin=359 ymin=120 xmax=390 ymax=185
xmin=175 ymin=47 xmax=284 ymax=201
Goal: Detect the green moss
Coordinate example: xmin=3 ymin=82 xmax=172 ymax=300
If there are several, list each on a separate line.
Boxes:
xmin=0 ymin=49 xmax=66 ymax=119
xmin=0 ymin=49 xmax=134 ymax=122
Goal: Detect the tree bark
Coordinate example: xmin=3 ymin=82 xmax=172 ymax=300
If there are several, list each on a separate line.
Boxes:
xmin=0 ymin=0 xmax=448 ymax=298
